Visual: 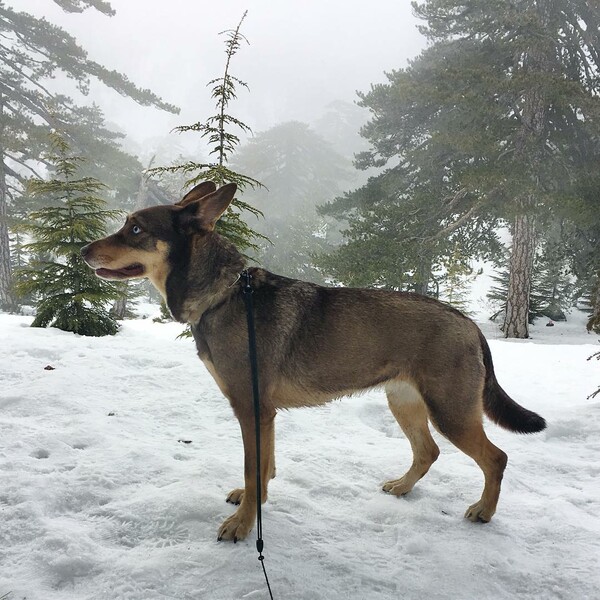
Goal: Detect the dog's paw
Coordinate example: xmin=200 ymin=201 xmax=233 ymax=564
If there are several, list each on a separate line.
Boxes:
xmin=464 ymin=500 xmax=493 ymax=523
xmin=217 ymin=510 xmax=254 ymax=543
xmin=382 ymin=476 xmax=415 ymax=496
xmin=226 ymin=488 xmax=245 ymax=505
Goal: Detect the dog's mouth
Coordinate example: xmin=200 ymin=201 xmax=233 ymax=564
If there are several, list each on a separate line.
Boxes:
xmin=95 ymin=263 xmax=145 ymax=279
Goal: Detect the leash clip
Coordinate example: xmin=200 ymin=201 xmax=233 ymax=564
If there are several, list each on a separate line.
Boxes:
xmin=241 ymin=269 xmax=253 ymax=294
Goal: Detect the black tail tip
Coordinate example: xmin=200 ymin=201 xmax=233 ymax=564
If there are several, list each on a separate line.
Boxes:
xmin=517 ymin=412 xmax=547 ymax=434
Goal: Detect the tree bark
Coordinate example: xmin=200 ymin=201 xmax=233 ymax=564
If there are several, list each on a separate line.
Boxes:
xmin=503 ymin=210 xmax=537 ymax=338
xmin=588 ymin=272 xmax=600 ymax=334
xmin=414 ymin=255 xmax=432 ymax=296
xmin=0 ymin=93 xmax=15 ymax=310
xmin=503 ymin=7 xmax=550 ymax=338
xmin=110 ymin=285 xmax=128 ymax=320
xmin=134 ymin=161 xmax=151 ymax=210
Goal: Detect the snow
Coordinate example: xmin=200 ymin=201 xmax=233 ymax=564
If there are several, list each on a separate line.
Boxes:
xmin=1 ymin=311 xmax=599 ymax=600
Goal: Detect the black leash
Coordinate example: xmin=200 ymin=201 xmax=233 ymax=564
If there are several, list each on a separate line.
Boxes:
xmin=240 ymin=269 xmax=274 ymax=600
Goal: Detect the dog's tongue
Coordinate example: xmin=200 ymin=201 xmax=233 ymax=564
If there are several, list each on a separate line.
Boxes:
xmin=95 ymin=264 xmax=144 ymax=279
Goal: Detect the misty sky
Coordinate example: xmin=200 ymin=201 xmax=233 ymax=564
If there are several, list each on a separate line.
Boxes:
xmin=20 ymin=0 xmax=425 ymax=151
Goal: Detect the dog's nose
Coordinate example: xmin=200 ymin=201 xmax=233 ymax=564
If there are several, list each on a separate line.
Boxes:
xmin=80 ymin=244 xmax=91 ymax=258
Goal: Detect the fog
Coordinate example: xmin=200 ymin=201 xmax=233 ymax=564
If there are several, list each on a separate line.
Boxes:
xmin=20 ymin=0 xmax=425 ymax=148
xmin=6 ymin=0 xmax=428 ymax=284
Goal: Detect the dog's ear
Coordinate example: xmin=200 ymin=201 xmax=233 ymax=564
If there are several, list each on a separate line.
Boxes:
xmin=176 ymin=181 xmax=218 ymax=207
xmin=177 ymin=183 xmax=237 ymax=232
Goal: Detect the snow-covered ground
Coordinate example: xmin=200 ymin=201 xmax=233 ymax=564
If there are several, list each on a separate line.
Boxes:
xmin=1 ymin=310 xmax=599 ymax=600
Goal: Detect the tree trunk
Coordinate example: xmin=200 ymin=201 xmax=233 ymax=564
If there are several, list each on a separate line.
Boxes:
xmin=588 ymin=273 xmax=600 ymax=334
xmin=110 ymin=284 xmax=129 ymax=320
xmin=414 ymin=255 xmax=432 ymax=296
xmin=0 ymin=162 xmax=13 ymax=309
xmin=134 ymin=161 xmax=151 ymax=210
xmin=0 ymin=93 xmax=15 ymax=310
xmin=503 ymin=10 xmax=550 ymax=339
xmin=503 ymin=210 xmax=537 ymax=338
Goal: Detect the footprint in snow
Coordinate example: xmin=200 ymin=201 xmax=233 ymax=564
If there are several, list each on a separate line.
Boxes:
xmin=173 ymin=453 xmax=192 ymax=461
xmin=95 ymin=515 xmax=190 ymax=548
xmin=31 ymin=449 xmax=50 ymax=459
xmin=356 ymin=403 xmax=401 ymax=438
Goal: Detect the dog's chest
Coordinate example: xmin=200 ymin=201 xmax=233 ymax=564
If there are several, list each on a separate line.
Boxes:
xmin=191 ymin=324 xmax=232 ymax=397
xmin=191 ymin=323 xmax=212 ymax=362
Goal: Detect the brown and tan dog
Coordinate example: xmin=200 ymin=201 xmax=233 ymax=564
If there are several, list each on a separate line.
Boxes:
xmin=82 ymin=181 xmax=546 ymax=542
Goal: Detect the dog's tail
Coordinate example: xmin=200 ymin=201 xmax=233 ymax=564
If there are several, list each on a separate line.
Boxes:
xmin=479 ymin=331 xmax=546 ymax=434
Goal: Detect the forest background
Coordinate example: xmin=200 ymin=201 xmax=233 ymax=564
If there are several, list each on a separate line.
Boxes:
xmin=0 ymin=0 xmax=599 ymax=344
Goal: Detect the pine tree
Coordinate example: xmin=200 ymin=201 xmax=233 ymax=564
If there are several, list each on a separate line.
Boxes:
xmin=313 ymin=101 xmax=370 ymax=164
xmin=322 ymin=0 xmax=600 ymax=336
xmin=149 ymin=11 xmax=263 ymax=253
xmin=0 ymin=0 xmax=178 ymax=308
xmin=319 ymin=171 xmax=501 ymax=293
xmin=15 ymin=132 xmax=122 ymax=336
xmin=533 ymin=224 xmax=573 ymax=321
xmin=488 ymin=266 xmax=556 ymax=326
xmin=59 ymin=103 xmax=145 ymax=210
xmin=417 ymin=0 xmax=599 ymax=338
xmin=564 ymin=171 xmax=600 ymax=333
xmin=439 ymin=243 xmax=474 ymax=314
xmin=488 ymin=245 xmax=574 ymax=327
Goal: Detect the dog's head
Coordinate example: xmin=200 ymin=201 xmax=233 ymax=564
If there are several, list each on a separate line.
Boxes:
xmin=81 ymin=181 xmax=237 ymax=297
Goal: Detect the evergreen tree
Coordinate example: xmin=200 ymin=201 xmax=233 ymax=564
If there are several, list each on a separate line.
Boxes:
xmin=150 ymin=11 xmax=263 ymax=253
xmin=15 ymin=132 xmax=122 ymax=336
xmin=59 ymin=103 xmax=144 ymax=210
xmin=319 ymin=170 xmax=501 ymax=293
xmin=439 ymin=242 xmax=474 ymax=313
xmin=322 ymin=0 xmax=600 ymax=336
xmin=533 ymin=223 xmax=573 ymax=321
xmin=587 ymin=280 xmax=600 ymax=334
xmin=0 ymin=0 xmax=178 ymax=308
xmin=563 ymin=171 xmax=600 ymax=333
xmin=487 ymin=263 xmax=569 ymax=326
xmin=416 ymin=0 xmax=599 ymax=337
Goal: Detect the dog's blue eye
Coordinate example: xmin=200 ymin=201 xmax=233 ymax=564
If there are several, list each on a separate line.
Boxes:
xmin=132 ymin=225 xmax=142 ymax=235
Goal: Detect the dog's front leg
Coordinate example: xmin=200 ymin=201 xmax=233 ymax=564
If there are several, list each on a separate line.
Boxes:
xmin=218 ymin=409 xmax=275 ymax=542
xmin=226 ymin=414 xmax=276 ymax=505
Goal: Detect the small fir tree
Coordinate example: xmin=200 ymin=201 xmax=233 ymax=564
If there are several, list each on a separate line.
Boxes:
xmin=149 ymin=10 xmax=264 ymax=252
xmin=488 ymin=259 xmax=572 ymax=327
xmin=488 ymin=266 xmax=549 ymax=326
xmin=152 ymin=299 xmax=174 ymax=324
xmin=15 ymin=132 xmax=122 ymax=336
xmin=439 ymin=243 xmax=473 ymax=314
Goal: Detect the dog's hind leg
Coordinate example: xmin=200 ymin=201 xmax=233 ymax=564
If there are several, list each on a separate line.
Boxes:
xmin=383 ymin=381 xmax=440 ymax=497
xmin=443 ymin=420 xmax=507 ymax=523
xmin=423 ymin=382 xmax=508 ymax=522
xmin=219 ymin=408 xmax=276 ymax=542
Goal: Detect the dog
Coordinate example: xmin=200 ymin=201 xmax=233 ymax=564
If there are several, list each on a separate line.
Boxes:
xmin=81 ymin=181 xmax=546 ymax=542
